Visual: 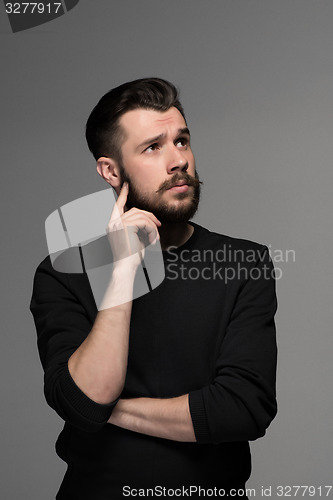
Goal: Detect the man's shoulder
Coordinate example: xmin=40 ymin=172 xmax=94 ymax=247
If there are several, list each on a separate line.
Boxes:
xmin=33 ymin=251 xmax=91 ymax=294
xmin=31 ymin=252 xmax=96 ymax=315
xmin=34 ymin=253 xmax=58 ymax=278
xmin=34 ymin=250 xmax=79 ymax=278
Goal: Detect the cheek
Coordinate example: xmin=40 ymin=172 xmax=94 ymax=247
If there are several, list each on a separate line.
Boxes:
xmin=137 ymin=157 xmax=165 ymax=180
xmin=130 ymin=163 xmax=161 ymax=192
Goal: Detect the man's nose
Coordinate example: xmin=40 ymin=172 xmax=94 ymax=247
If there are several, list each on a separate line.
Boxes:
xmin=166 ymin=147 xmax=188 ymax=174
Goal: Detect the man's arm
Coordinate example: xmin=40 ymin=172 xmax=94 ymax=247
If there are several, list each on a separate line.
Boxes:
xmin=109 ymin=394 xmax=196 ymax=442
xmin=30 ymin=183 xmax=161 ymax=430
xmin=67 ymin=267 xmax=134 ymax=405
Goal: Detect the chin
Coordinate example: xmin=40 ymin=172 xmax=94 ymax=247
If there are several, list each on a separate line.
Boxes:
xmin=155 ymin=201 xmax=199 ymax=224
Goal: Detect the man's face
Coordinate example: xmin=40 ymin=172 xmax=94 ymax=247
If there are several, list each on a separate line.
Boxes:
xmin=117 ymin=107 xmax=201 ymax=223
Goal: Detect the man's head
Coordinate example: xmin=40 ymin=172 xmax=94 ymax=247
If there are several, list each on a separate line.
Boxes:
xmin=86 ymin=78 xmax=201 ymax=223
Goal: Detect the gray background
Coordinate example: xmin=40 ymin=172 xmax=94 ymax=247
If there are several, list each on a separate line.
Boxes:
xmin=1 ymin=1 xmax=332 ymax=498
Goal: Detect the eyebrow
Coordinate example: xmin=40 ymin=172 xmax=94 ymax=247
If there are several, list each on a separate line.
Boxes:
xmin=136 ymin=127 xmax=191 ymax=150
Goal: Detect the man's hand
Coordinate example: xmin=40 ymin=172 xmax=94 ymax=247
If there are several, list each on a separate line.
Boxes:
xmin=99 ymin=182 xmax=162 ymax=310
xmin=106 ymin=182 xmax=161 ymax=270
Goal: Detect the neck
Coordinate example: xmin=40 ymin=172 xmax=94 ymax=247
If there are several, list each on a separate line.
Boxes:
xmin=159 ymin=221 xmax=194 ymax=251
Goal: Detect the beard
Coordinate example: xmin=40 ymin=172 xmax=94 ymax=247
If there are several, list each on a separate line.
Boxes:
xmin=118 ymin=165 xmax=202 ymax=223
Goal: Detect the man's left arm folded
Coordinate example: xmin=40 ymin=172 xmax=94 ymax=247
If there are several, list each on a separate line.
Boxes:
xmin=109 ymin=246 xmax=278 ymax=443
xmin=189 ymin=246 xmax=278 ymax=444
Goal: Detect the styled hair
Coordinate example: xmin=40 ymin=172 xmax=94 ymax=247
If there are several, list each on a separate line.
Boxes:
xmin=85 ymin=78 xmax=186 ymax=163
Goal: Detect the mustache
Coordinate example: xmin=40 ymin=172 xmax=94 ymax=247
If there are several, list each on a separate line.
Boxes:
xmin=156 ymin=171 xmax=203 ymax=193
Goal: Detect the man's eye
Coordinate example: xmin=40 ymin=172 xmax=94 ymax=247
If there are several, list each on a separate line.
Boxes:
xmin=145 ymin=143 xmax=159 ymax=153
xmin=176 ymin=138 xmax=189 ymax=148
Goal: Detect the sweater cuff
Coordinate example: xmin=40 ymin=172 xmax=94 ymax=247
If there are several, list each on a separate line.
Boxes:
xmin=188 ymin=389 xmax=211 ymax=443
xmin=60 ymin=364 xmax=118 ymax=425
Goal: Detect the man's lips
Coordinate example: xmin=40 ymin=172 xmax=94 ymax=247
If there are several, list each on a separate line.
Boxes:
xmin=167 ymin=182 xmax=190 ymax=193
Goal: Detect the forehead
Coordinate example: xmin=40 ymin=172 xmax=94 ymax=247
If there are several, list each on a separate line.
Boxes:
xmin=119 ymin=107 xmax=186 ymax=143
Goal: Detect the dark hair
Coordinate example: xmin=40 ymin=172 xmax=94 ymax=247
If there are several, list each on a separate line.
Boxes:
xmin=85 ymin=78 xmax=186 ymax=163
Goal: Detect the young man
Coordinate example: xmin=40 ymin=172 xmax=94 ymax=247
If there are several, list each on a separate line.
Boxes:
xmin=31 ymin=78 xmax=277 ymax=499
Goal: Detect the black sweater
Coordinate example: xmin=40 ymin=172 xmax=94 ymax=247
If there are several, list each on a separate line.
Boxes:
xmin=30 ymin=222 xmax=277 ymax=499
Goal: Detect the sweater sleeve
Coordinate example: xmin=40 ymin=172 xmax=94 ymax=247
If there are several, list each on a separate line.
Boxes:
xmin=30 ymin=257 xmax=118 ymax=432
xmin=188 ymin=246 xmax=278 ymax=444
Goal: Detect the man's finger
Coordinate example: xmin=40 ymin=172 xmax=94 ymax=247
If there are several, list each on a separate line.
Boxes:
xmin=110 ymin=182 xmax=128 ymax=220
xmin=122 ymin=208 xmax=162 ymax=228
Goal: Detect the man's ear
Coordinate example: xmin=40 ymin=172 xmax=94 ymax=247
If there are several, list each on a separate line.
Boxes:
xmin=96 ymin=157 xmax=122 ymax=191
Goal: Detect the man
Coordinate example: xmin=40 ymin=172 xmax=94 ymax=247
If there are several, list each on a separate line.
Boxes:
xmin=30 ymin=78 xmax=277 ymax=499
